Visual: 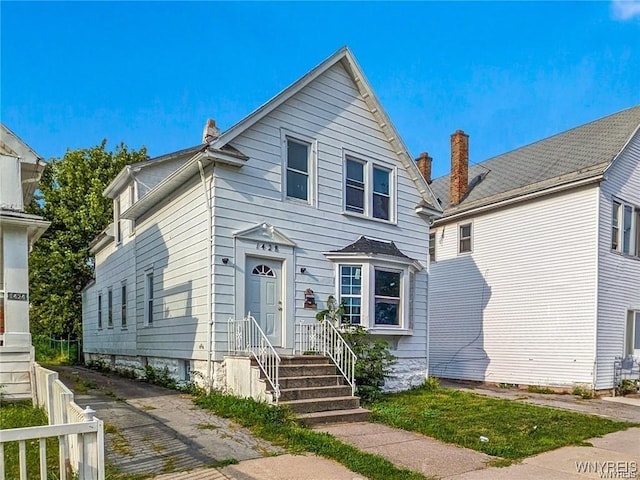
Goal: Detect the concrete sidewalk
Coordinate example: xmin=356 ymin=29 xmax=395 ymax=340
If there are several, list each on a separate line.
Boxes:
xmin=317 ymin=422 xmax=640 ymax=480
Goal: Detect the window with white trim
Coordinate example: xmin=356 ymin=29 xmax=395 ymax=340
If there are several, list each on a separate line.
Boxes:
xmin=145 ymin=271 xmax=154 ymax=326
xmin=107 ymin=288 xmax=113 ymax=328
xmin=429 ymin=232 xmax=436 ymax=262
xmin=459 ymin=223 xmax=472 ymax=253
xmin=625 ymin=310 xmax=640 ymax=357
xmin=340 ymin=265 xmax=362 ymax=325
xmin=334 ymin=261 xmax=415 ymax=331
xmin=97 ymin=293 xmax=103 ymax=329
xmin=612 ymin=198 xmax=639 ymax=257
xmin=285 ymin=137 xmax=311 ymax=202
xmin=121 ymin=282 xmax=127 ymax=328
xmin=114 ymin=198 xmax=122 ymax=244
xmin=344 ymin=155 xmax=394 ymax=222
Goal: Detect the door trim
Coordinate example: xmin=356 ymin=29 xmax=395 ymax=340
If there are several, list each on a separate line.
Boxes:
xmin=234 ymin=233 xmax=295 ymax=349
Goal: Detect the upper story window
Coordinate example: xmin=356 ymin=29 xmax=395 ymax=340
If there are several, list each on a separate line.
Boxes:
xmin=459 ymin=223 xmax=472 ymax=254
xmin=344 ymin=155 xmax=394 ymax=222
xmin=429 ymin=232 xmax=436 ymax=262
xmin=286 ymin=138 xmax=310 ymax=201
xmin=114 ymin=198 xmax=122 ymax=244
xmin=612 ymin=198 xmax=639 ymax=257
xmin=281 ymin=130 xmax=316 ymax=206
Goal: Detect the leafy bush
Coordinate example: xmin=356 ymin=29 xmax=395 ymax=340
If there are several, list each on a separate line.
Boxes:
xmin=143 ymin=365 xmax=176 ymax=389
xmin=617 ymin=379 xmax=640 ymax=396
xmin=340 ymin=325 xmax=396 ymax=402
xmin=572 ymin=384 xmax=595 ymax=399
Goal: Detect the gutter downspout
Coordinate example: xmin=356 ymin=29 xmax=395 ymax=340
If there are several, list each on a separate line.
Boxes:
xmin=198 ymin=158 xmax=214 ymax=392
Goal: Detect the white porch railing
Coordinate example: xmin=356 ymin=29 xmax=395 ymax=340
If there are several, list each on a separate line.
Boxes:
xmin=0 ymin=364 xmax=105 ymax=480
xmin=228 ymin=314 xmax=281 ymax=401
xmin=296 ymin=319 xmax=357 ymax=396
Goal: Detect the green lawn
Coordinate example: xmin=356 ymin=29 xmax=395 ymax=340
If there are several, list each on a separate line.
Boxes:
xmin=0 ymin=401 xmax=60 ymax=479
xmin=195 ymin=392 xmax=430 ymax=480
xmin=369 ymin=385 xmax=635 ymax=460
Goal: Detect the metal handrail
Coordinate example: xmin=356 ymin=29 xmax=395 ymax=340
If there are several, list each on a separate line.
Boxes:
xmin=228 ymin=313 xmax=281 ymax=401
xmin=296 ymin=318 xmax=357 ymax=396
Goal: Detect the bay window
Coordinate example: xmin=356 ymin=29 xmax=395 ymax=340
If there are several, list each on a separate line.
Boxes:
xmin=340 ymin=265 xmax=362 ymax=324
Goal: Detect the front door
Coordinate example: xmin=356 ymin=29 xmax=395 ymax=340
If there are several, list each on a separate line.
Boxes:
xmin=245 ymin=257 xmax=283 ymax=347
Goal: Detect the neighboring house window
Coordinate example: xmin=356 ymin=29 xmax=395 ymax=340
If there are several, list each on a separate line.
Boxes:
xmin=429 ymin=232 xmax=436 ymax=262
xmin=121 ymin=282 xmax=127 ymax=328
xmin=612 ymin=201 xmax=621 ymax=250
xmin=107 ymin=288 xmax=113 ymax=328
xmin=625 ymin=311 xmax=640 ymax=357
xmin=97 ymin=293 xmax=103 ymax=329
xmin=128 ymin=184 xmax=136 ymax=237
xmin=374 ymin=269 xmax=401 ymax=326
xmin=612 ymin=199 xmax=639 ymax=256
xmin=344 ymin=155 xmax=394 ymax=222
xmin=145 ymin=271 xmax=154 ymax=326
xmin=114 ymin=198 xmax=122 ymax=244
xmin=623 ymin=205 xmax=633 ymax=255
xmin=459 ymin=223 xmax=472 ymax=253
xmin=285 ymin=137 xmax=310 ymax=201
xmin=340 ymin=265 xmax=362 ymax=325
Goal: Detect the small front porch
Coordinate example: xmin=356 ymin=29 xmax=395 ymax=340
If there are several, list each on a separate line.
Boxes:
xmin=224 ymin=315 xmax=370 ymax=425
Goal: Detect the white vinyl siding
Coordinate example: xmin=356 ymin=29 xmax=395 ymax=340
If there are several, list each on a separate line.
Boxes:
xmin=596 ymin=129 xmax=640 ymax=388
xmin=430 ymin=185 xmax=599 ymax=387
xmin=211 ymin=62 xmax=429 ymax=374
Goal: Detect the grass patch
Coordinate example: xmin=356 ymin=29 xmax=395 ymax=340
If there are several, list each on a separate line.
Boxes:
xmin=527 ymin=385 xmax=557 ymax=395
xmin=210 ymin=458 xmax=239 ymax=468
xmin=197 ymin=423 xmax=220 ymax=430
xmin=194 ymin=392 xmax=430 ymax=480
xmin=0 ymin=402 xmax=61 ymax=479
xmin=369 ymin=385 xmax=634 ymax=460
xmin=104 ymin=422 xmax=133 ymax=456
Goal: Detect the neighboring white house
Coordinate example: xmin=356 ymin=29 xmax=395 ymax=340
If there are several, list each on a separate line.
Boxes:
xmin=0 ymin=124 xmax=50 ymax=399
xmin=82 ymin=47 xmax=442 ymax=397
xmin=427 ymin=106 xmax=640 ymax=390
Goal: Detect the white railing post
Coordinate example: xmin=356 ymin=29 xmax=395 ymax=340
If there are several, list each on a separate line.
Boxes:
xmin=296 ymin=319 xmax=357 ymax=396
xmin=228 ymin=314 xmax=281 ymax=401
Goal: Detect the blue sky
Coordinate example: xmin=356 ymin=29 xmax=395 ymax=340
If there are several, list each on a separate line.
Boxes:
xmin=2 ymin=1 xmax=639 ymax=179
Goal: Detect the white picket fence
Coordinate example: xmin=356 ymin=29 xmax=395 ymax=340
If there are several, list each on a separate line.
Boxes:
xmin=0 ymin=363 xmax=105 ymax=480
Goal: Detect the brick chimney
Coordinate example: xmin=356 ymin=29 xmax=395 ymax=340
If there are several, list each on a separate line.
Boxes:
xmin=450 ymin=130 xmax=469 ymax=204
xmin=416 ymin=152 xmax=433 ymax=184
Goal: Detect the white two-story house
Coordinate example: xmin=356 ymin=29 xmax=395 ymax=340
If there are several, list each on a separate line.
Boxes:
xmin=81 ymin=47 xmax=442 ymax=414
xmin=427 ymin=106 xmax=640 ymax=391
xmin=1 ymin=124 xmax=50 ymax=399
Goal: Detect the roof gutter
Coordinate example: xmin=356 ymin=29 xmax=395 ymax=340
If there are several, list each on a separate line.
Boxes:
xmin=434 ymin=173 xmax=604 ymax=226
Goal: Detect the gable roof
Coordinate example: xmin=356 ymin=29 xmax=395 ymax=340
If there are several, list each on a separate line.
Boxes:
xmin=430 ymin=105 xmax=640 ymax=220
xmin=211 ymin=46 xmax=442 ymax=214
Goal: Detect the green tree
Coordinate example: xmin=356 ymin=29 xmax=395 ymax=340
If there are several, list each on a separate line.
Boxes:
xmin=28 ymin=141 xmax=147 ymax=337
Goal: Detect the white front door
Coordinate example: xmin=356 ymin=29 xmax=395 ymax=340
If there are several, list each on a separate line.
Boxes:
xmin=245 ymin=257 xmax=283 ymax=347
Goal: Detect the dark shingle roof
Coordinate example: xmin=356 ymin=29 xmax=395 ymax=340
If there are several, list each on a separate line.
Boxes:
xmin=331 ymin=236 xmax=411 ymax=259
xmin=430 ymin=106 xmax=640 ymax=216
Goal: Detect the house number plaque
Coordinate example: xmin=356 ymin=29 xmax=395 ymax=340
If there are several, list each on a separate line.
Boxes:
xmin=256 ymin=242 xmax=279 ymax=252
xmin=7 ymin=292 xmax=28 ymax=301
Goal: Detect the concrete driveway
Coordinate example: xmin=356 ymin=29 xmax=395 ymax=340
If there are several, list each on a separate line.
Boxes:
xmin=52 ymin=365 xmax=283 ymax=477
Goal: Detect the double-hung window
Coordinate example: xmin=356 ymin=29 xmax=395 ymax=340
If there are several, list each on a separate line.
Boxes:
xmin=107 ymin=288 xmax=113 ymax=328
xmin=97 ymin=293 xmax=103 ymax=329
xmin=285 ymin=136 xmax=312 ymax=202
xmin=121 ymin=282 xmax=127 ymax=328
xmin=344 ymin=155 xmax=394 ymax=222
xmin=612 ymin=198 xmax=639 ymax=257
xmin=459 ymin=223 xmax=472 ymax=253
xmin=374 ymin=269 xmax=401 ymax=326
xmin=340 ymin=265 xmax=362 ymax=324
xmin=145 ymin=271 xmax=154 ymax=326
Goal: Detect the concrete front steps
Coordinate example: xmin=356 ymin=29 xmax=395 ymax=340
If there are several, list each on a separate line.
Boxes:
xmin=272 ymin=355 xmax=370 ymax=426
